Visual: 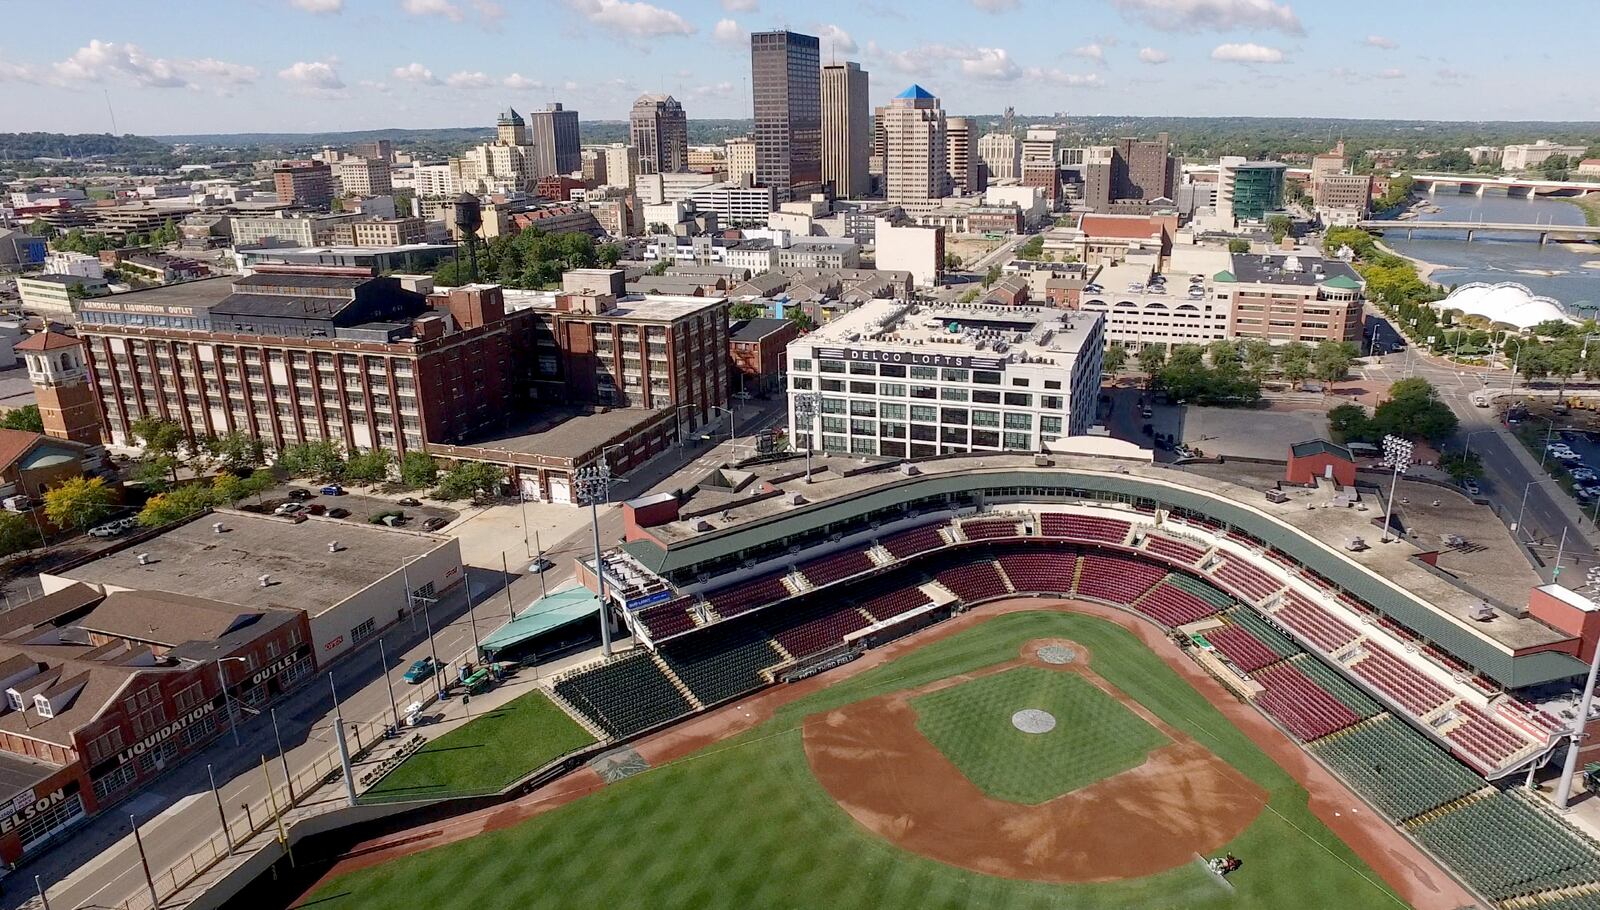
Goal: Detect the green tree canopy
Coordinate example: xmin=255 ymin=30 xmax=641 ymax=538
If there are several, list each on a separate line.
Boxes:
xmin=130 ymin=416 xmax=186 ymax=455
xmin=278 ymin=440 xmax=346 ymax=479
xmin=138 ymin=482 xmax=216 ymax=527
xmin=728 ymin=301 xmax=764 ymax=321
xmin=1016 ymin=236 xmax=1045 ymax=259
xmin=432 ymin=462 xmax=505 ymax=501
xmin=345 ymin=448 xmax=394 ymax=484
xmin=44 ymin=476 xmax=116 ymax=531
xmin=0 ymin=511 xmax=40 ymax=557
xmin=1136 ymin=345 xmax=1167 ymax=375
xmin=1227 ymin=238 xmax=1250 ymax=254
xmin=1102 ymin=343 xmax=1128 ymax=375
xmin=0 ymin=406 xmax=44 ymax=433
xmin=399 ymin=452 xmax=439 ymax=489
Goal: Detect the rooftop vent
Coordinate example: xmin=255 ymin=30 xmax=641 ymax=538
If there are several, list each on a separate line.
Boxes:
xmin=1471 ymin=602 xmax=1497 ymax=622
xmin=259 ymin=574 xmax=272 ymax=587
xmin=786 ymin=492 xmax=807 ymax=506
xmin=1345 ymin=536 xmax=1368 ymax=552
xmin=212 ymin=522 xmax=225 ymax=534
xmin=136 ymin=553 xmax=150 ymax=566
xmin=329 ymin=540 xmax=341 ymax=553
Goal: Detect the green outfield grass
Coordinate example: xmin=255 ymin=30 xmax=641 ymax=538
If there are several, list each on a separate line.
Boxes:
xmin=912 ymin=666 xmax=1168 ymax=804
xmin=361 ymin=690 xmax=594 ymax=802
xmin=303 ymin=612 xmax=1406 ymax=909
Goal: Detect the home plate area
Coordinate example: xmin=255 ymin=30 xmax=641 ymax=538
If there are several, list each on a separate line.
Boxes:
xmin=801 ymin=639 xmax=1268 ymax=883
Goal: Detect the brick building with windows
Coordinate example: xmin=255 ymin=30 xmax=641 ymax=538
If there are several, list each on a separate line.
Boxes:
xmin=729 ymin=317 xmax=800 ymax=396
xmin=1215 ymin=252 xmax=1365 ymax=344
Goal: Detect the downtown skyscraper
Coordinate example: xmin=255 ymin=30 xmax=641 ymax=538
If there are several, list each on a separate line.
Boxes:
xmin=820 ymin=61 xmax=870 ymax=199
xmin=751 ymin=30 xmax=821 ymax=203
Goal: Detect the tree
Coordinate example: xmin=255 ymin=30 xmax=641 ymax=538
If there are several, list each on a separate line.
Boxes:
xmin=958 ymin=289 xmax=980 ymax=304
xmin=1370 ymin=378 xmax=1458 ymax=442
xmin=0 ymin=406 xmax=44 ymax=433
xmin=130 ymin=416 xmax=186 ymax=457
xmin=1169 ymin=344 xmax=1205 ymax=369
xmin=648 ymin=259 xmax=670 ymax=276
xmin=1312 ymin=340 xmax=1355 ymax=382
xmin=44 ymin=476 xmax=115 ymax=531
xmin=1327 ymin=404 xmax=1372 ymax=442
xmin=1279 ymin=342 xmax=1312 ymax=383
xmin=399 ymin=452 xmax=439 ymax=489
xmin=129 ymin=455 xmax=179 ymax=493
xmin=1549 ymin=345 xmax=1580 ymax=395
xmin=597 ymin=243 xmax=622 ymax=267
xmin=1542 ymin=154 xmax=1571 ymax=181
xmin=0 ymin=511 xmax=40 ymax=557
xmin=1243 ymin=340 xmax=1275 ymax=380
xmin=1206 ymin=340 xmax=1238 ymax=368
xmin=432 ymin=462 xmax=505 ymax=501
xmin=345 ymin=448 xmax=394 ymax=484
xmin=1267 ymin=213 xmax=1292 ymax=244
xmin=943 ymin=253 xmax=963 ymax=270
xmin=209 ymin=431 xmax=265 ymax=473
xmin=138 ymin=483 xmax=216 ymax=527
xmin=1227 ymin=238 xmax=1251 ymax=254
xmin=728 ymin=301 xmax=764 ymax=321
xmin=277 ymin=440 xmax=345 ymax=479
xmin=1102 ymin=343 xmax=1128 ymax=375
xmin=1440 ymin=452 xmax=1484 ymax=483
xmin=212 ymin=468 xmax=273 ymax=506
xmin=1136 ymin=345 xmax=1167 ymax=376
xmin=1016 ymin=236 xmax=1045 ymax=259
xmin=787 ymin=310 xmax=818 ymax=332
xmin=983 ymin=265 xmax=1001 ymax=288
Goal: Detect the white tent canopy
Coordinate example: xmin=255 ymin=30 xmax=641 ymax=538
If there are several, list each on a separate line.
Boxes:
xmin=1439 ymin=282 xmax=1573 ymax=330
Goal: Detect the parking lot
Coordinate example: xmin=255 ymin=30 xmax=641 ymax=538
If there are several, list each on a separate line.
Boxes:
xmin=242 ymin=482 xmax=460 ymax=530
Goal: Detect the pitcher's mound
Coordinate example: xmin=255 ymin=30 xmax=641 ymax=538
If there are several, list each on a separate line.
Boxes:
xmin=1011 ymin=708 xmax=1057 ymax=734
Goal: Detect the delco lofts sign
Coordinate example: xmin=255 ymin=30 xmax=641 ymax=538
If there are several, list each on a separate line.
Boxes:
xmin=813 ymin=346 xmax=1004 ymax=371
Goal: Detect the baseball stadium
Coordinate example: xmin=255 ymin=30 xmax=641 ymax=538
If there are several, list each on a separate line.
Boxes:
xmin=292 ymin=449 xmax=1600 ymax=910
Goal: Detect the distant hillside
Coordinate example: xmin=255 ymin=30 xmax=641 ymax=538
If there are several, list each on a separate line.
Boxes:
xmin=154 ymin=119 xmax=755 ymax=155
xmin=0 ymin=132 xmax=171 ymax=161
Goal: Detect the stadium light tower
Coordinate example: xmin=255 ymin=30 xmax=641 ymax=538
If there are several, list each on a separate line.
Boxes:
xmin=1378 ymin=435 xmax=1413 ymax=544
xmin=1557 ymin=625 xmax=1600 ymax=810
xmin=575 ymin=454 xmax=615 ymax=658
xmin=793 ymin=391 xmax=819 ymax=484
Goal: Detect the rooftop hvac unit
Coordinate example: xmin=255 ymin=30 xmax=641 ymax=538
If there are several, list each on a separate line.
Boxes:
xmin=136 ymin=553 xmax=151 ymax=566
xmin=329 ymin=540 xmax=341 ymax=553
xmin=213 ymin=522 xmax=225 ymax=534
xmin=1471 ymin=602 xmax=1497 ymax=622
xmin=1345 ymin=537 xmax=1368 ymax=552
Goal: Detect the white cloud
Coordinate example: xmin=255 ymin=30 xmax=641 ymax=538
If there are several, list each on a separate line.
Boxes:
xmin=1024 ymin=67 xmax=1105 ymax=87
xmin=722 ymin=0 xmax=757 ymax=9
xmin=391 ymin=62 xmax=439 ymax=84
xmin=0 ymin=56 xmax=39 ymax=83
xmin=289 ymin=0 xmax=343 ymax=12
xmin=1378 ymin=67 xmax=1405 ymax=79
xmin=1365 ymin=34 xmax=1397 ymax=49
xmin=1138 ymin=46 xmax=1169 ymax=64
xmin=565 ymin=0 xmax=695 ymax=36
xmin=278 ymin=60 xmax=345 ymax=89
xmin=444 ymin=70 xmax=494 ymax=89
xmin=50 ymin=40 xmax=257 ymax=90
xmin=401 ymin=0 xmax=464 ymax=21
xmin=960 ymin=47 xmax=1020 ymax=81
xmin=819 ymin=24 xmax=858 ymax=54
xmin=1210 ymin=42 xmax=1285 ymax=64
xmin=970 ymin=0 xmax=1019 ymax=10
xmin=1071 ymin=43 xmax=1105 ymax=64
xmin=712 ymin=18 xmax=747 ymax=45
xmin=472 ymin=0 xmax=505 ymax=22
xmin=359 ymin=79 xmax=392 ymax=93
xmin=867 ymin=40 xmax=933 ymax=76
xmin=503 ymin=72 xmax=540 ymax=89
xmin=1113 ymin=0 xmax=1302 ymax=35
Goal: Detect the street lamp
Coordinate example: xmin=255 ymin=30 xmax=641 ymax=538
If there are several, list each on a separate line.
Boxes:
xmin=216 ymin=656 xmax=248 ymax=747
xmin=1531 ymin=414 xmax=1559 ymax=468
xmin=1514 ymin=478 xmax=1563 ymax=540
xmin=400 ymin=554 xmax=443 ymax=699
xmin=711 ymin=405 xmax=736 ymax=444
xmin=1461 ymin=428 xmax=1496 ymax=462
xmin=1379 ymin=434 xmax=1413 ymax=543
xmin=793 ymin=391 xmax=819 ymax=484
xmin=575 ymin=445 xmax=621 ymax=658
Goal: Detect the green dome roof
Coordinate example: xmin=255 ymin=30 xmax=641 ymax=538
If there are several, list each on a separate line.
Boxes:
xmin=1212 ymin=270 xmax=1235 ymax=282
xmin=1322 ymin=274 xmax=1362 ymax=290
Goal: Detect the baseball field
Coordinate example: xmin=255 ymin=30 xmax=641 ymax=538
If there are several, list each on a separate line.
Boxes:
xmin=298 ymin=605 xmax=1462 ymax=909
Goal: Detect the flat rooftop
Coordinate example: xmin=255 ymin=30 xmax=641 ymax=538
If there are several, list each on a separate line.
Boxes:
xmin=57 ymin=510 xmax=448 ymax=617
xmin=801 ymin=299 xmax=1100 ymax=363
xmin=446 ymin=406 xmax=662 ymax=461
xmin=1228 ymin=252 xmax=1362 ymax=287
xmin=75 ymin=276 xmax=235 ymax=312
xmin=641 ymin=451 xmax=1563 ymax=654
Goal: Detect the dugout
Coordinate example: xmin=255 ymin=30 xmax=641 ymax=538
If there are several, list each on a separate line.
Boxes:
xmin=479 ymin=587 xmax=602 ymax=665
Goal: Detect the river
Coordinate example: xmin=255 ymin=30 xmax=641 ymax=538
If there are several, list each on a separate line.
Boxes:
xmin=1373 ymin=191 xmax=1600 ymax=313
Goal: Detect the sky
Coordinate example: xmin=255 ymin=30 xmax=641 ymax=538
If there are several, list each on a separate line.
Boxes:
xmin=0 ymin=0 xmax=1596 ymax=136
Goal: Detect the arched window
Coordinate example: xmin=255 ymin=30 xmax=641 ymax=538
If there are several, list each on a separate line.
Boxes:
xmin=60 ymin=353 xmax=72 ymax=371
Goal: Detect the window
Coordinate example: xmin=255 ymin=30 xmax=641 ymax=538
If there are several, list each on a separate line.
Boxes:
xmin=819 ymin=359 xmax=846 ymax=373
xmin=821 ymin=416 xmax=846 ymax=432
xmin=822 ymin=434 xmax=847 ymax=452
xmin=973 ymin=371 xmax=1002 ymax=385
xmin=351 ymin=618 xmax=377 ymax=644
xmin=821 ymin=379 xmax=845 ymax=392
xmin=849 ymin=362 xmax=876 ymax=376
xmin=910 ymin=405 xmax=937 ymax=422
xmin=1040 ymin=395 xmax=1064 ymax=410
xmin=910 ymin=423 xmax=937 ymax=441
xmin=940 ymin=407 xmax=968 ymax=425
xmin=94 ymin=764 xmax=138 ymax=803
xmin=880 ymin=422 xmax=906 ymax=438
xmin=1011 ymin=377 xmax=1030 ymax=387
xmin=941 ymin=368 xmax=969 ymax=382
xmin=971 ymin=429 xmax=1000 ymax=448
xmin=910 ymin=385 xmax=937 ymax=399
xmin=792 ymin=377 xmax=813 ymax=390
xmin=820 ymin=397 xmax=846 ymax=414
xmin=850 ymin=419 xmax=875 ymax=435
xmin=940 ymin=426 xmax=968 ymax=444
xmin=850 ymin=437 xmax=876 ymax=455
xmin=878 ymin=364 xmax=906 ymax=378
xmin=1003 ymin=431 xmax=1033 ymax=449
xmin=972 ymin=410 xmax=1000 ymax=427
xmin=1004 ymin=392 xmax=1032 ymax=407
xmin=1044 ymin=380 xmax=1062 ymax=390
xmin=879 ymin=402 xmax=907 ymax=420
xmin=940 ymin=387 xmax=969 ymax=402
xmin=973 ymin=389 xmax=1001 ymax=404
xmin=879 ymin=383 xmax=907 ymax=397
xmin=849 ymin=400 xmax=876 ymax=417
xmin=1041 ymin=416 xmax=1063 ymax=434
xmin=1004 ymin=412 xmax=1033 ymax=429
xmin=910 ymin=366 xmax=937 ymax=380
xmin=849 ymin=381 xmax=875 ymax=395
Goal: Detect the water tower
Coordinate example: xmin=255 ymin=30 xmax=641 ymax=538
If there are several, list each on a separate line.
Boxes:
xmin=453 ymin=191 xmax=483 ymax=282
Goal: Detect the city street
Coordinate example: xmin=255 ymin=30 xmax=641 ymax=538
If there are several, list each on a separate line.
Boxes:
xmin=22 ymin=399 xmax=788 ymax=910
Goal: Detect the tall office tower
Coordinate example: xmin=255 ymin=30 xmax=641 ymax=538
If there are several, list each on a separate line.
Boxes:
xmin=820 ymin=61 xmax=870 ymax=198
xmin=871 ymin=107 xmax=887 ymax=177
xmin=751 ymin=30 xmax=821 ymax=203
xmin=528 ymin=103 xmax=581 ymax=176
xmin=1116 ymin=131 xmax=1175 ymax=200
xmin=496 ymin=107 xmax=528 ymax=146
xmin=1021 ymin=128 xmax=1060 ymax=208
xmin=945 ymin=116 xmax=978 ymax=194
xmin=978 ymin=132 xmax=1019 ymax=181
xmin=882 ymin=84 xmax=948 ymax=205
xmin=630 ymin=94 xmax=688 ymax=176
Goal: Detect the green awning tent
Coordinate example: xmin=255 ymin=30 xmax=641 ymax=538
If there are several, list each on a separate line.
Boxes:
xmin=479 ymin=587 xmax=601 ymax=661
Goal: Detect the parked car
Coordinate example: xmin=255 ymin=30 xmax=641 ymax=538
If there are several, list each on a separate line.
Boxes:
xmin=397 ymin=497 xmax=422 ymax=507
xmin=403 ymin=657 xmax=438 ymax=684
xmin=422 ymin=516 xmax=450 ymax=532
xmin=327 ymin=507 xmax=351 ymax=519
xmin=1570 ymin=468 xmax=1597 ymax=482
xmin=1462 ymin=479 xmax=1480 ymax=496
xmin=88 ymin=521 xmax=129 ymax=539
xmin=320 ymin=484 xmax=345 ymax=496
xmin=286 ymin=488 xmax=313 ymax=501
xmin=306 ymin=503 xmax=327 ymax=516
xmin=274 ymin=502 xmax=304 ymax=516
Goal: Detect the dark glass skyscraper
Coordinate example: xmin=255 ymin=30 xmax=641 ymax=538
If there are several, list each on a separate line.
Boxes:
xmin=751 ymin=30 xmax=821 ymax=203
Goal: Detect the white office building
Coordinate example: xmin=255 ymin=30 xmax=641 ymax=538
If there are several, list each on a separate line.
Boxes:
xmin=685 ymin=181 xmax=776 ymax=226
xmin=787 ymin=300 xmax=1104 ymax=458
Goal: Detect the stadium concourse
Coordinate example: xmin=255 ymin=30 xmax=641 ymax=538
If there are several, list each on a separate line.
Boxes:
xmin=528 ymin=449 xmax=1600 ymax=908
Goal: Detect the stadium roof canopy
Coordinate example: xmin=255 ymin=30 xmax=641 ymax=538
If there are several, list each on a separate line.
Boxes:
xmin=1441 ymin=282 xmax=1572 ymax=330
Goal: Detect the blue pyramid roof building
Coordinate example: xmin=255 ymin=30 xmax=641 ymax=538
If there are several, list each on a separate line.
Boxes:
xmin=894 ymin=84 xmax=936 ymax=100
